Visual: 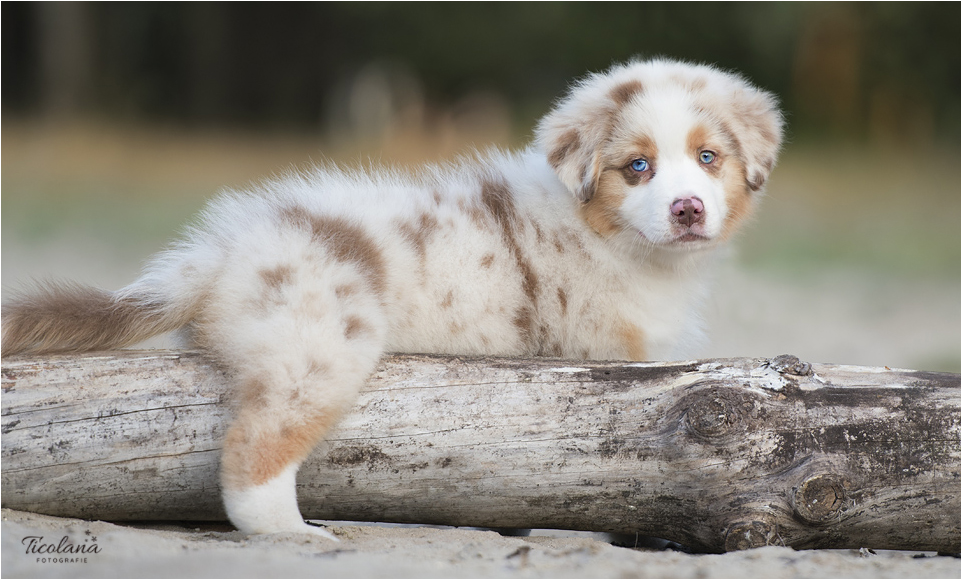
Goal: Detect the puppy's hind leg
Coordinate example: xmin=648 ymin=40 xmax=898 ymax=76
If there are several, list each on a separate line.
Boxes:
xmin=208 ymin=259 xmax=387 ymax=538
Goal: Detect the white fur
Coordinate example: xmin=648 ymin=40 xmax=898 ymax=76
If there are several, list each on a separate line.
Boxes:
xmin=222 ymin=464 xmax=338 ymax=540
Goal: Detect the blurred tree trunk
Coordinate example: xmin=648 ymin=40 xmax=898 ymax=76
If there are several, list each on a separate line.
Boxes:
xmin=184 ymin=3 xmax=231 ymax=122
xmin=37 ymin=2 xmax=94 ymax=118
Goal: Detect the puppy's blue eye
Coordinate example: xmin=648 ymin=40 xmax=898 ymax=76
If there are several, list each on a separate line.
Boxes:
xmin=630 ymin=159 xmax=649 ymax=172
xmin=699 ymin=151 xmax=716 ymax=164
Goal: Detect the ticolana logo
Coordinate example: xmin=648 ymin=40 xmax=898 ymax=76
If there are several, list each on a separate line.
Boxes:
xmin=21 ymin=529 xmax=101 ymax=564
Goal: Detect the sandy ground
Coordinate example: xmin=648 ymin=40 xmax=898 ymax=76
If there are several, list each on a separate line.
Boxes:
xmin=3 ymin=509 xmax=959 ymax=579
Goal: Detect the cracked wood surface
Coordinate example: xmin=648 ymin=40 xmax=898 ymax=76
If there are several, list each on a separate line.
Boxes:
xmin=1 ymin=351 xmax=959 ymax=553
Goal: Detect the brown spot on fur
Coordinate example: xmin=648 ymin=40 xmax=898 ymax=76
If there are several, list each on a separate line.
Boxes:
xmin=539 ymin=341 xmax=563 ymax=357
xmin=396 ymin=222 xmax=422 ymax=256
xmin=581 ymin=171 xmax=627 ymax=238
xmin=609 ymin=79 xmax=644 ymax=106
xmin=480 ymin=178 xmax=539 ymax=307
xmin=334 ymin=283 xmax=359 ymax=299
xmin=459 ymin=198 xmax=488 ymax=230
xmin=308 ymin=359 xmax=330 ymax=376
xmin=531 ymin=220 xmax=545 ymax=243
xmin=520 ymin=268 xmax=539 ymax=309
xmin=513 ymin=306 xmax=534 ymax=344
xmin=259 ymin=265 xmax=294 ymax=289
xmin=440 ymin=290 xmax=454 ymax=309
xmin=222 ymin=406 xmax=342 ymax=488
xmin=548 ymin=129 xmax=581 ymax=169
xmin=280 ymin=208 xmax=386 ymax=295
xmin=553 ymin=227 xmax=590 ymax=259
xmin=479 ymin=254 xmax=495 ymax=268
xmin=418 ymin=212 xmax=440 ymax=234
xmin=720 ymin=158 xmax=755 ymax=240
xmin=686 ymin=125 xmax=710 ymax=156
xmin=397 ymin=212 xmax=441 ymax=265
xmin=480 ymin=178 xmax=519 ymax=232
xmin=343 ymin=315 xmax=370 ymax=340
xmin=535 ymin=323 xmax=552 ymax=353
xmin=557 ymin=288 xmax=568 ymax=316
xmin=241 ymin=377 xmax=269 ymax=407
xmin=618 ymin=320 xmax=647 ymax=361
xmin=252 ymin=266 xmax=295 ymax=309
xmin=552 ymin=234 xmax=565 ymax=254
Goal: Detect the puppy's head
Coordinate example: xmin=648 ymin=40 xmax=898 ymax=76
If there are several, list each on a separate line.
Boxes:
xmin=536 ymin=59 xmax=783 ymax=250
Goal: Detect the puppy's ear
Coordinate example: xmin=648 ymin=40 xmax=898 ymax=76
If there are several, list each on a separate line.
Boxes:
xmin=535 ymin=81 xmax=614 ymax=202
xmin=713 ymin=83 xmax=784 ymax=192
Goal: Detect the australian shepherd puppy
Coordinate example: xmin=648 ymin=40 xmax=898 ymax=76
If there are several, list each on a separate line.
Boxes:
xmin=2 ymin=59 xmax=783 ymax=538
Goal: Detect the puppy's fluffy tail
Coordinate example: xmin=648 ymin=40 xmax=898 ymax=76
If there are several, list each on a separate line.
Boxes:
xmin=2 ymin=281 xmax=195 ymax=356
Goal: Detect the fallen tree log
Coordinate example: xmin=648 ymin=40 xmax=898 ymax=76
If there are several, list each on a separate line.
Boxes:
xmin=1 ymin=351 xmax=959 ymax=553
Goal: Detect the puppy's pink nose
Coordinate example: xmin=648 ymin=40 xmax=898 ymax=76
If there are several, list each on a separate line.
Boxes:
xmin=670 ymin=196 xmax=704 ymax=227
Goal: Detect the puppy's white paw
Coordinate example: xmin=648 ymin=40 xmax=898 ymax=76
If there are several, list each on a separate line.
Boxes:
xmin=223 ymin=464 xmax=337 ymax=540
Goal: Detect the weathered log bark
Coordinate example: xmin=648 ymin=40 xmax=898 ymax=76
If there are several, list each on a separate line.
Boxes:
xmin=1 ymin=351 xmax=959 ymax=553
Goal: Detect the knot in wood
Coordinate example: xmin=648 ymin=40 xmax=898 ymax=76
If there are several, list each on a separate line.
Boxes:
xmin=685 ymin=390 xmax=740 ymax=440
xmin=793 ymin=474 xmax=845 ymax=525
xmin=724 ymin=520 xmax=774 ymax=551
xmin=769 ymin=354 xmax=812 ymax=376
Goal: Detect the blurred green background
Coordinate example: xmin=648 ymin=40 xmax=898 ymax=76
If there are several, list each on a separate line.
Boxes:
xmin=2 ymin=2 xmax=959 ymax=371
